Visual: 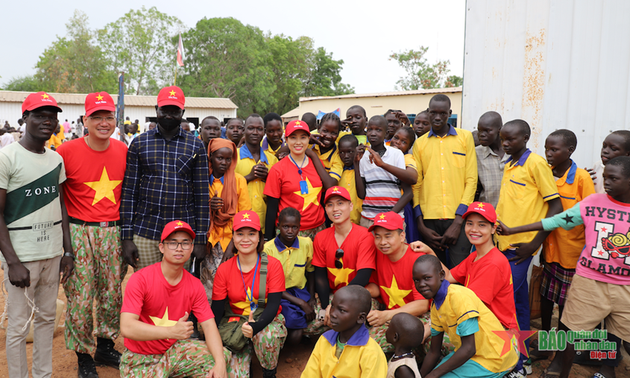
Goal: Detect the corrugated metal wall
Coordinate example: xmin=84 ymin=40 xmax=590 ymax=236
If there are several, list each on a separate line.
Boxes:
xmin=462 ymin=0 xmax=630 ymax=168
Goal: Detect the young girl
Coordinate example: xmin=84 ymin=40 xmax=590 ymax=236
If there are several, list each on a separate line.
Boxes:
xmin=310 ymin=112 xmax=343 ymax=184
xmin=211 ymin=211 xmax=287 ymax=378
xmin=202 ymin=138 xmax=251 ymax=302
xmin=390 ymin=126 xmax=420 ymax=242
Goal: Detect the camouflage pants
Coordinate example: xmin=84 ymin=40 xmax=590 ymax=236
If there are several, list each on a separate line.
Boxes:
xmin=63 ymin=224 xmax=127 ymax=354
xmin=229 ymin=314 xmax=287 ymax=377
xmin=120 ymin=340 xmax=232 ymax=378
xmin=200 ymin=242 xmax=224 ymax=305
xmin=304 ymin=293 xmax=381 ymax=337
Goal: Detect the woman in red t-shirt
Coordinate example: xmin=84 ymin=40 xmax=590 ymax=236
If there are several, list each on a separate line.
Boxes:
xmin=263 ymin=120 xmax=337 ymax=241
xmin=211 ymin=210 xmax=286 ymax=378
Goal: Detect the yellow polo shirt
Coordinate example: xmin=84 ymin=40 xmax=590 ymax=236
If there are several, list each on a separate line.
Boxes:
xmin=311 ymin=144 xmax=343 ymax=181
xmin=235 ymin=145 xmax=278 ymax=233
xmin=412 ymin=125 xmax=477 ymax=220
xmin=431 ymin=281 xmax=519 ymax=374
xmin=208 ymin=173 xmax=251 ymax=251
xmin=338 ymin=168 xmax=362 ymax=225
xmin=496 ymin=149 xmax=559 ymax=251
xmin=263 ymin=236 xmax=314 ymax=289
xmin=542 ymin=161 xmax=595 ymax=268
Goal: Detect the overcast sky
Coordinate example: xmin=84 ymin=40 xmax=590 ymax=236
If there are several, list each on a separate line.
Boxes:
xmin=1 ymin=0 xmax=465 ymax=95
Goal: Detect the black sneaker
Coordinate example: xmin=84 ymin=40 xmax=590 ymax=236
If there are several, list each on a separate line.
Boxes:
xmin=77 ymin=354 xmax=99 ymax=378
xmin=94 ymin=338 xmax=121 ymax=369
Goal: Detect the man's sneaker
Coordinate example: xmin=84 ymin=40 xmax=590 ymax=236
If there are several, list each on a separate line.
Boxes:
xmin=94 ymin=338 xmax=121 ymax=369
xmin=506 ymin=368 xmax=526 ymax=378
xmin=523 ymin=358 xmax=533 ymax=375
xmin=77 ymin=354 xmax=98 ymax=378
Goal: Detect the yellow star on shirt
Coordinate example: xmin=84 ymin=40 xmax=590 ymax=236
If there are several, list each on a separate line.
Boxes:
xmin=169 ymin=90 xmax=176 ymax=96
xmin=149 ymin=307 xmax=178 ymax=327
xmin=327 ymin=258 xmax=355 ymax=287
xmin=96 ymin=94 xmax=104 ymax=101
xmin=83 ymin=167 xmax=122 ymax=206
xmin=233 ymin=287 xmax=263 ymax=317
xmin=41 ymin=93 xmax=49 ymax=99
xmin=293 ymin=177 xmax=321 ymax=211
xmin=381 ymin=276 xmax=412 ymax=309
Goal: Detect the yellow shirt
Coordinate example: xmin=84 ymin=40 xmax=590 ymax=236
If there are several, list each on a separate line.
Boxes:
xmin=543 ymin=161 xmax=595 ymax=268
xmin=263 ymin=236 xmax=314 ymax=289
xmin=208 ymin=173 xmax=251 ymax=251
xmin=496 ymin=150 xmax=560 ymax=251
xmin=431 ymin=282 xmax=519 ymax=373
xmin=339 ymin=168 xmax=363 ymax=225
xmin=412 ymin=125 xmax=477 ymax=219
xmin=46 ymin=133 xmax=63 ymax=149
xmin=301 ymin=325 xmax=388 ymax=378
xmin=311 ymin=144 xmax=343 ymax=181
xmin=235 ymin=145 xmax=278 ymax=233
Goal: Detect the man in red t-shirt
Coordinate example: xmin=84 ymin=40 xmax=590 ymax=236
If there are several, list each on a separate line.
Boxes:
xmin=120 ymin=220 xmax=228 ymax=378
xmin=56 ymin=92 xmax=128 ymax=376
xmin=365 ymin=212 xmax=431 ymax=353
xmin=306 ymin=186 xmax=377 ymax=335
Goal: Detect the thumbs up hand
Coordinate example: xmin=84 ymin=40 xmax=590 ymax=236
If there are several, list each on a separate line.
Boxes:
xmin=170 ymin=312 xmax=194 ymax=340
xmin=242 ymin=311 xmax=255 ymax=338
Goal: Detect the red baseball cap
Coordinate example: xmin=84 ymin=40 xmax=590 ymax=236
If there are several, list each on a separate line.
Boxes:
xmin=368 ymin=211 xmax=404 ymax=232
xmin=324 ymin=186 xmax=351 ymax=204
xmin=22 ymin=92 xmax=62 ymax=113
xmin=84 ymin=92 xmax=115 ymax=117
xmin=462 ymin=202 xmax=497 ymax=224
xmin=285 ymin=120 xmax=311 ymax=137
xmin=161 ymin=220 xmax=196 ymax=242
xmin=233 ymin=210 xmax=261 ymax=231
xmin=157 ymin=86 xmax=185 ymax=109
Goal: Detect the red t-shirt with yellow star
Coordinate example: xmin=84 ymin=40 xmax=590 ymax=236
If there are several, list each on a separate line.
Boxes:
xmin=212 ymin=254 xmax=285 ymax=317
xmin=312 ymin=224 xmax=377 ymax=292
xmin=263 ymin=156 xmax=325 ymax=230
xmin=57 ymin=137 xmax=127 ymax=222
xmin=450 ymin=247 xmax=517 ymax=329
xmin=121 ymin=262 xmax=214 ymax=355
xmin=370 ymin=246 xmax=426 ymax=309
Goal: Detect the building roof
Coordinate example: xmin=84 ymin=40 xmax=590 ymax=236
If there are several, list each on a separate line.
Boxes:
xmin=0 ymin=90 xmax=238 ymax=109
xmin=298 ymin=87 xmax=462 ymax=102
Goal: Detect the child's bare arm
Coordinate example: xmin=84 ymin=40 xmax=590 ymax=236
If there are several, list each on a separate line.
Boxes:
xmin=392 ymin=182 xmax=412 ymax=214
xmin=366 ymin=147 xmax=417 ymax=184
xmin=420 ymin=333 xmax=444 ymax=376
xmin=394 ymin=365 xmax=416 ymax=378
xmin=497 ymin=220 xmax=544 ymax=235
xmin=305 ymin=149 xmax=338 ymax=188
xmin=425 ymin=334 xmax=476 ymax=378
xmin=355 ymin=155 xmax=366 ymax=200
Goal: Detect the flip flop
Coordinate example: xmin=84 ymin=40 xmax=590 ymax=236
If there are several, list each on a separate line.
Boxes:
xmin=539 ymin=368 xmax=560 ymax=378
xmin=529 ymin=347 xmax=550 ymax=362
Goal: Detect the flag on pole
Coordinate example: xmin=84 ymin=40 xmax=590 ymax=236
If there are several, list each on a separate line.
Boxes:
xmin=176 ymin=34 xmax=185 ymax=67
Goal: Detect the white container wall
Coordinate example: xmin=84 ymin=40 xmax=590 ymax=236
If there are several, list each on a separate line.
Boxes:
xmin=462 ymin=0 xmax=630 ymax=168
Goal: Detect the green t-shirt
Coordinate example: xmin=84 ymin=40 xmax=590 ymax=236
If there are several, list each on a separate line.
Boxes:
xmin=0 ymin=143 xmax=66 ymax=262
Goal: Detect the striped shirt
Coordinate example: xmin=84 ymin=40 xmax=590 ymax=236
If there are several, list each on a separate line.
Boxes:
xmin=359 ymin=145 xmax=405 ymax=220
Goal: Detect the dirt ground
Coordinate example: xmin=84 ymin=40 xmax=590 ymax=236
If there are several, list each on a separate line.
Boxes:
xmin=0 ymin=268 xmax=628 ymax=378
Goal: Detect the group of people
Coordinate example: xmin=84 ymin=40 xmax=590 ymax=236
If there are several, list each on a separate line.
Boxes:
xmin=0 ymin=85 xmax=629 ymax=378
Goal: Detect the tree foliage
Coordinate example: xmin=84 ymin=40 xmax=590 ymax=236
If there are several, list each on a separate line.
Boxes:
xmin=302 ymin=48 xmax=354 ymax=98
xmin=389 ymin=46 xmax=462 ymax=90
xmin=97 ymin=6 xmax=185 ymax=95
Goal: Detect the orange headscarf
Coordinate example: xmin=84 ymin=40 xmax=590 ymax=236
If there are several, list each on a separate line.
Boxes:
xmin=207 ymin=139 xmax=238 ymax=237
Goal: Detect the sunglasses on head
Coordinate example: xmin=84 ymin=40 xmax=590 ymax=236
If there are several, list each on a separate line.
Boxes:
xmin=334 ymin=249 xmax=344 ymax=269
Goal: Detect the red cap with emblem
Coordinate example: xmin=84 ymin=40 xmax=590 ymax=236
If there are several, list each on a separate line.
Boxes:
xmin=157 ymin=86 xmax=185 ymax=109
xmin=233 ymin=210 xmax=261 ymax=231
xmin=84 ymin=92 xmax=115 ymax=117
xmin=285 ymin=119 xmax=311 ymax=137
xmin=161 ymin=220 xmax=196 ymax=242
xmin=462 ymin=202 xmax=497 ymax=224
xmin=324 ymin=186 xmax=351 ymax=204
xmin=368 ymin=211 xmax=404 ymax=232
xmin=22 ymin=92 xmax=62 ymax=113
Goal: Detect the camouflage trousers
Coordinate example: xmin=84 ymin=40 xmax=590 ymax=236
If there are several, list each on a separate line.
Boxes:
xmin=229 ymin=314 xmax=287 ymax=377
xmin=304 ymin=293 xmax=381 ymax=337
xmin=120 ymin=340 xmax=232 ymax=378
xmin=368 ymin=311 xmax=454 ymax=357
xmin=63 ymin=224 xmax=127 ymax=354
xmin=200 ymin=242 xmax=224 ymax=305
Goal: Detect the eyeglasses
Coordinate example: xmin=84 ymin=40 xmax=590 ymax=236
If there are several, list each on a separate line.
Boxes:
xmin=334 ymin=249 xmax=344 ymax=269
xmin=164 ymin=241 xmax=193 ymax=250
xmin=89 ymin=116 xmax=116 ymax=123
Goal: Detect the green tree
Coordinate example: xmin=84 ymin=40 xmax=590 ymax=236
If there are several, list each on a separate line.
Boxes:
xmin=3 ymin=75 xmax=41 ymax=92
xmin=302 ymin=47 xmax=354 ymax=97
xmin=97 ymin=6 xmax=184 ymax=95
xmin=389 ymin=46 xmax=462 ymax=90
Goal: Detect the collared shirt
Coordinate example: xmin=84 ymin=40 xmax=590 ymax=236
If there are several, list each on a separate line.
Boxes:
xmin=431 ymin=281 xmax=519 ymax=374
xmin=542 ymin=161 xmax=595 ymax=268
xmin=208 ymin=173 xmax=251 ymax=251
xmin=120 ymin=127 xmax=210 ymax=244
xmin=263 ymin=236 xmax=314 ymax=289
xmin=301 ymin=324 xmax=388 ymax=378
xmin=339 ymin=167 xmax=363 ymax=225
xmin=235 ymin=144 xmax=278 ymax=233
xmin=360 ymin=145 xmax=406 ymax=220
xmin=475 ymin=145 xmax=510 ymax=208
xmin=261 ymin=136 xmax=285 ymax=155
xmin=311 ymin=144 xmax=343 ymax=181
xmin=412 ymin=125 xmax=478 ymax=220
xmin=496 ymin=149 xmax=560 ymax=251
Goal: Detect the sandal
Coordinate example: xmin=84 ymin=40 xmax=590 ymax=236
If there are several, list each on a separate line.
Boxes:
xmin=539 ymin=368 xmax=560 ymax=378
xmin=529 ymin=347 xmax=551 ymax=362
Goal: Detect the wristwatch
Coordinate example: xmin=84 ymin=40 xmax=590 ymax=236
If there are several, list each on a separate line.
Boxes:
xmin=63 ymin=252 xmax=75 ymax=260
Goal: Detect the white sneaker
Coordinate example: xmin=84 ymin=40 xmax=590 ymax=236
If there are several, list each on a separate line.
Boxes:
xmin=506 ymin=368 xmax=526 ymax=378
